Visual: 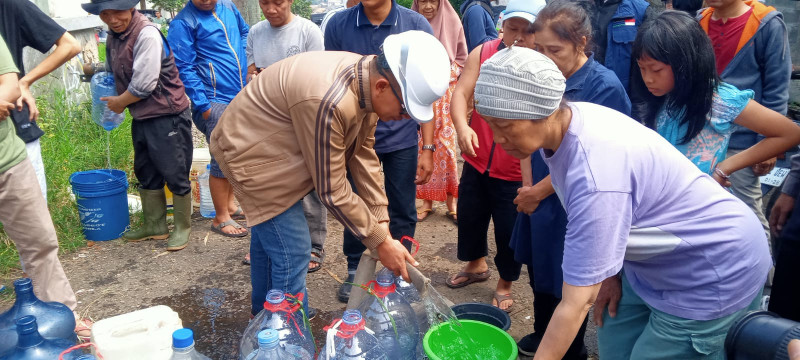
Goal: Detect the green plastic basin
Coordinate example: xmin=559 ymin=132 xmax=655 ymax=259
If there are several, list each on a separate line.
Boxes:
xmin=422 ymin=319 xmax=518 ymax=360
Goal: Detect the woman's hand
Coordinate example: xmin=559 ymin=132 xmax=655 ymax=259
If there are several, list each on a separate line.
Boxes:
xmin=752 ymin=157 xmax=777 ymax=176
xmin=456 ymin=124 xmax=479 ymax=158
xmin=712 ymin=170 xmax=732 ymax=187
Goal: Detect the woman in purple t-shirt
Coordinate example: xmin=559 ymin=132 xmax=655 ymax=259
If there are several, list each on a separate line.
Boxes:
xmin=472 ymin=46 xmax=780 ymax=359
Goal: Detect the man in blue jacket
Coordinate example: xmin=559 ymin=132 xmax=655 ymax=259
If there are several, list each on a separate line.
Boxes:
xmin=460 ymin=0 xmax=498 ymax=52
xmin=168 ymin=0 xmax=250 ymax=239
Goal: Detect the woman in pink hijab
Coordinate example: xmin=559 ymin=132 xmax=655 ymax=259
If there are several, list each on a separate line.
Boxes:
xmin=412 ymin=0 xmax=468 ymax=225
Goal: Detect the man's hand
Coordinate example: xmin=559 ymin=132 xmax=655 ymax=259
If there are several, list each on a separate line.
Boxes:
xmin=0 ymin=100 xmax=14 ymax=120
xmin=376 ymin=236 xmax=418 ymax=282
xmin=514 ymin=186 xmax=544 ymax=214
xmin=752 ymin=158 xmax=777 ymax=176
xmin=202 ymin=109 xmax=211 ymax=120
xmin=100 ymin=96 xmax=126 ymax=114
xmin=15 ymin=82 xmax=38 ymax=121
xmin=415 ymin=150 xmax=433 ymax=185
xmin=789 ymin=339 xmax=800 ymax=360
xmin=592 ymin=275 xmax=622 ymax=327
xmin=456 ymin=125 xmax=479 ymax=158
xmin=769 ymin=193 xmax=795 ymax=238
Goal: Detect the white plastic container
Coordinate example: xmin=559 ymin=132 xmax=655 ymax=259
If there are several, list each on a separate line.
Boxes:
xmin=91 ymin=305 xmax=183 ymax=360
xmin=190 ymin=148 xmax=211 ymax=207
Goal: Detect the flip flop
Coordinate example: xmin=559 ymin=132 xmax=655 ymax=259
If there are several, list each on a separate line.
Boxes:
xmin=211 ymin=219 xmax=249 ymax=238
xmin=492 ymin=292 xmax=514 ymax=313
xmin=309 ymin=248 xmax=324 ymax=273
xmin=231 ymin=206 xmax=246 ymax=220
xmin=445 ymin=210 xmax=458 ymax=225
xmin=417 ymin=208 xmax=433 ymax=222
xmin=445 ymin=270 xmax=491 ymax=289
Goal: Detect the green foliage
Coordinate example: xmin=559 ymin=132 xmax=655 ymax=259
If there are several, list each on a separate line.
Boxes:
xmin=149 ymin=0 xmax=186 ymax=15
xmin=0 ymin=90 xmax=136 ymax=277
xmin=397 ymin=0 xmax=413 ymax=8
xmin=450 ymin=0 xmax=466 ymax=16
xmin=292 ymin=0 xmax=313 ymax=19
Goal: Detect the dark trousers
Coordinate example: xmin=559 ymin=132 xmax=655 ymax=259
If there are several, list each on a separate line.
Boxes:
xmin=768 ymin=196 xmax=800 ymax=321
xmin=457 ymin=162 xmax=522 ymax=281
xmin=131 ymin=109 xmax=192 ymax=195
xmin=528 ymin=265 xmax=589 ymax=359
xmin=343 ymin=145 xmax=418 ymax=270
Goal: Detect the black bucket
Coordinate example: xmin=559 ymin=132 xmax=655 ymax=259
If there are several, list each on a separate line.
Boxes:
xmin=451 ymin=302 xmax=511 ymax=331
xmin=726 ymin=311 xmax=800 ymax=360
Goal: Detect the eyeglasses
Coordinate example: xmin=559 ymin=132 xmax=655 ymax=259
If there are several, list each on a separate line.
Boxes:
xmin=378 ymin=58 xmax=408 ymax=116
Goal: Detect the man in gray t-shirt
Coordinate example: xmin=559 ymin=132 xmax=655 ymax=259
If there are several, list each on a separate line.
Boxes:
xmin=245 ymin=0 xmax=327 ymax=274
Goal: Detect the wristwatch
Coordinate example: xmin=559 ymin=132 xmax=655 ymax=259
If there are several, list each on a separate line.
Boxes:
xmin=422 ymin=144 xmax=436 ymax=152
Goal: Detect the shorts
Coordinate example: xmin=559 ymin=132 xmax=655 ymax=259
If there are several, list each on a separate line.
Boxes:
xmin=192 ymin=102 xmax=228 ymax=178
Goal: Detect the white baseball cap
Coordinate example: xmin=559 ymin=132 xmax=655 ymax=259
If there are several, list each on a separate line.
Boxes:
xmin=503 ymin=0 xmax=546 ymax=24
xmin=380 ymin=31 xmax=450 ymax=123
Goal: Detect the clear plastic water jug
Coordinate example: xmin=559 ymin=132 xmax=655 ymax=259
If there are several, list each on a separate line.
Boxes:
xmin=319 ymin=310 xmax=388 ymax=360
xmin=198 ymin=165 xmax=215 ymax=218
xmin=0 ymin=315 xmax=78 ymax=360
xmin=90 ymin=72 xmax=125 ymax=131
xmin=240 ymin=290 xmax=314 ymax=360
xmin=169 ymin=328 xmax=210 ymax=360
xmin=247 ymin=329 xmax=311 ymax=359
xmin=0 ymin=278 xmax=77 ymax=354
xmin=394 ymin=276 xmax=428 ymax=359
xmin=356 ymin=269 xmax=420 ymax=360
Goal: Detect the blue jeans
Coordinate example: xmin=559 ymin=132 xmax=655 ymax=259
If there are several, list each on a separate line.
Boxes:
xmin=250 ymin=200 xmax=311 ymax=316
xmin=342 ymin=145 xmax=418 ymax=270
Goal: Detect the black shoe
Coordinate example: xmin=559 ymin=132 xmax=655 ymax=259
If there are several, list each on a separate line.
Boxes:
xmin=337 ymin=273 xmax=356 ymax=303
xmin=517 ymin=332 xmax=543 ymax=357
xmin=307 ymin=307 xmax=318 ymax=320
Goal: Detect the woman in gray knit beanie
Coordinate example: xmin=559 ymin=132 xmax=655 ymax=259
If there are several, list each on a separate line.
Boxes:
xmin=474 ymin=46 xmax=771 ymax=360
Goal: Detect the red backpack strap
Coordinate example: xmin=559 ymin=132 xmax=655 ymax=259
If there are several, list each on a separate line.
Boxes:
xmin=479 ymin=39 xmax=503 ymax=64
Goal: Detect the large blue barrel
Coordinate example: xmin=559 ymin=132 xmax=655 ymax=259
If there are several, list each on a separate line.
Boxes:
xmin=69 ymin=169 xmax=129 ymax=241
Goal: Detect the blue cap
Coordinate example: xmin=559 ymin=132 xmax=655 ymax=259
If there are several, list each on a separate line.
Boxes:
xmin=257 ymin=329 xmax=280 ymax=348
xmin=502 ymin=0 xmax=546 ymax=23
xmin=172 ymin=328 xmax=195 ymax=349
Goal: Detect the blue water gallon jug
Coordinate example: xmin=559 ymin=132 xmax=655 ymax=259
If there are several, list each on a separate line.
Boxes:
xmin=240 ymin=290 xmax=314 ymax=360
xmin=357 ymin=269 xmax=420 ymax=360
xmin=0 ymin=278 xmax=76 ymax=354
xmin=170 ymin=328 xmax=211 ymax=360
xmin=90 ymin=72 xmax=125 ymax=131
xmin=319 ymin=310 xmax=388 ymax=360
xmin=0 ymin=316 xmax=78 ymax=360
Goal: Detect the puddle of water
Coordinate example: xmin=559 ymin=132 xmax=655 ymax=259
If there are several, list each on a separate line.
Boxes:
xmin=153 ymin=287 xmax=251 ymax=360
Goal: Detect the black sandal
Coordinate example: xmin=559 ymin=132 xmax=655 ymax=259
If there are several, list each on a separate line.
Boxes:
xmin=309 ymin=248 xmax=324 ymax=273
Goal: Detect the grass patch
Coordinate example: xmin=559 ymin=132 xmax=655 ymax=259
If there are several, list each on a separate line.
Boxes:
xmin=0 ymin=88 xmax=136 ymax=278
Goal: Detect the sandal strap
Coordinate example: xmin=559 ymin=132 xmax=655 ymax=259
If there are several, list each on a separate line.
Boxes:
xmin=220 ymin=219 xmax=244 ymax=229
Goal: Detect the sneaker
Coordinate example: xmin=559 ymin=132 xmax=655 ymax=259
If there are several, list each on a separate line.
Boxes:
xmin=517 ymin=332 xmax=543 ymax=357
xmin=337 ymin=273 xmax=356 ymax=303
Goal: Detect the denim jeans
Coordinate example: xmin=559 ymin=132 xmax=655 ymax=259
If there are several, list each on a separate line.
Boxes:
xmin=250 ymin=200 xmax=311 ymax=316
xmin=342 ymin=145 xmax=418 ymax=270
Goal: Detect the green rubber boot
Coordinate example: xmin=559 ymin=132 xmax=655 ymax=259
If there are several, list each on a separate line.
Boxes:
xmin=167 ymin=193 xmax=192 ymax=251
xmin=123 ymin=189 xmax=169 ymax=242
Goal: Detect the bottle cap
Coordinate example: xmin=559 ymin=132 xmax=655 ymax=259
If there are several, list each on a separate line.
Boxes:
xmin=266 ymin=290 xmax=286 ymax=305
xmin=206 ymin=164 xmax=211 ymax=170
xmin=172 ymin=328 xmax=195 ymax=349
xmin=342 ymin=309 xmax=363 ymax=325
xmin=257 ymin=329 xmax=280 ymax=348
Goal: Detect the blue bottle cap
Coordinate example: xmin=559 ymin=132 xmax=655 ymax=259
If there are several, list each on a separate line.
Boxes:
xmin=206 ymin=164 xmax=211 ymax=170
xmin=172 ymin=328 xmax=195 ymax=349
xmin=376 ymin=268 xmax=394 ymax=287
xmin=342 ymin=309 xmax=362 ymax=325
xmin=257 ymin=329 xmax=280 ymax=348
xmin=266 ymin=290 xmax=286 ymax=305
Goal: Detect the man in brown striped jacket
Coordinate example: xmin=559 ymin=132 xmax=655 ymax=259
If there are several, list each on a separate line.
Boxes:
xmin=210 ymin=31 xmax=450 ymax=316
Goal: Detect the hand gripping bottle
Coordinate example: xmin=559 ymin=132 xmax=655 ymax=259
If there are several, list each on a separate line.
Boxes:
xmin=90 ymin=72 xmax=125 ymax=131
xmin=240 ymin=290 xmax=314 ymax=360
xmin=356 ymin=268 xmax=420 ymax=360
xmin=0 ymin=315 xmax=77 ymax=360
xmin=0 ymin=278 xmax=77 ymax=354
xmin=169 ymin=328 xmax=211 ymax=360
xmin=319 ymin=310 xmax=388 ymax=360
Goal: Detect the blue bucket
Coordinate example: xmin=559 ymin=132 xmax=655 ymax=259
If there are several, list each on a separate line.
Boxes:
xmin=69 ymin=169 xmax=129 ymax=241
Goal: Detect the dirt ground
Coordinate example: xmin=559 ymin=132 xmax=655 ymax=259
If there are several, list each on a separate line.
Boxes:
xmin=0 ymin=199 xmax=599 ymax=359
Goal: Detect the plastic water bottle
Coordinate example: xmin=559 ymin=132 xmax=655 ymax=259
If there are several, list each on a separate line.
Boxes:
xmin=357 ymin=269 xmax=420 ymax=360
xmin=90 ymin=72 xmax=125 ymax=131
xmin=0 ymin=316 xmax=77 ymax=360
xmin=198 ymin=165 xmax=215 ymax=218
xmin=394 ymin=276 xmax=428 ymax=359
xmin=248 ymin=329 xmax=302 ymax=359
xmin=169 ymin=328 xmax=211 ymax=360
xmin=240 ymin=290 xmax=314 ymax=360
xmin=0 ymin=278 xmax=77 ymax=354
xmin=319 ymin=309 xmax=388 ymax=360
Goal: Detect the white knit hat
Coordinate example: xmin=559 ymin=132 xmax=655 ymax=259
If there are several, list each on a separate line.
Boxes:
xmin=474 ymin=47 xmax=566 ymax=120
